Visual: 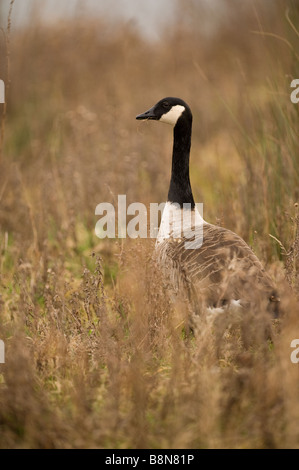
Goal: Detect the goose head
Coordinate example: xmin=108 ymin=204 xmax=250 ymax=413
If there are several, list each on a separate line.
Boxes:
xmin=136 ymin=97 xmax=192 ymax=127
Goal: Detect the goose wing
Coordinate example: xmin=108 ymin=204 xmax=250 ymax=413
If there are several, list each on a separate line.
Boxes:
xmin=156 ymin=223 xmax=279 ymax=315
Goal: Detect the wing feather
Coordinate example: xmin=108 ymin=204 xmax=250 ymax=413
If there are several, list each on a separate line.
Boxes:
xmin=155 ymin=223 xmax=279 ymax=315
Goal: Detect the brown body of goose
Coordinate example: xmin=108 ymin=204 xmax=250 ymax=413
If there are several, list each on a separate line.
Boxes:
xmin=136 ymin=97 xmax=280 ymax=316
xmin=157 ymin=222 xmax=279 ymax=316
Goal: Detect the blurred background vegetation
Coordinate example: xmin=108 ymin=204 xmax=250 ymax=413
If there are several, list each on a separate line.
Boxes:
xmin=0 ymin=0 xmax=299 ymax=449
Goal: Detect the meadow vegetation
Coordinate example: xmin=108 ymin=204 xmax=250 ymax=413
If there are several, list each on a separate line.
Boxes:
xmin=0 ymin=0 xmax=299 ymax=448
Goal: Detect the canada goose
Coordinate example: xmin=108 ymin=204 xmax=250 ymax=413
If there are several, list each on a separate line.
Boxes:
xmin=136 ymin=97 xmax=280 ymax=316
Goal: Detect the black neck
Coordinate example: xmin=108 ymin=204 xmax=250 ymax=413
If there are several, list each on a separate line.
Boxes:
xmin=167 ymin=116 xmax=195 ymax=208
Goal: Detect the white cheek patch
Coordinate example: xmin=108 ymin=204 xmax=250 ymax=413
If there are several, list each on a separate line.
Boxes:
xmin=159 ymin=105 xmax=185 ymax=126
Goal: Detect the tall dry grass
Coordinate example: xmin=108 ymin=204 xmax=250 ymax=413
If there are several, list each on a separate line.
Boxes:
xmin=0 ymin=0 xmax=299 ymax=448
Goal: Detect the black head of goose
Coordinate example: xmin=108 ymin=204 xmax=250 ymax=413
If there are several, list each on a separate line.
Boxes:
xmin=136 ymin=97 xmax=280 ymax=317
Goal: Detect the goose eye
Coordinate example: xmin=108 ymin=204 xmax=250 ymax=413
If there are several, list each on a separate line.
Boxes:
xmin=162 ymin=101 xmax=170 ymax=108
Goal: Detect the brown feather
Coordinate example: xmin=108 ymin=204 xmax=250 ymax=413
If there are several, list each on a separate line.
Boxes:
xmin=155 ymin=222 xmax=280 ymax=316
